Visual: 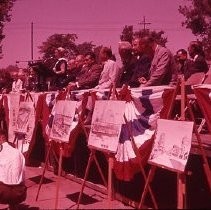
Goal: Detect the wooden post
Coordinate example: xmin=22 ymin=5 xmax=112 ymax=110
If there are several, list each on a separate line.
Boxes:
xmin=177 ymin=75 xmax=187 ymax=208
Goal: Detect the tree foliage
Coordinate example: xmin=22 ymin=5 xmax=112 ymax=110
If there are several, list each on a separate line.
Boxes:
xmin=120 ymin=25 xmax=168 ymax=46
xmin=120 ymin=25 xmax=134 ymax=43
xmin=76 ymin=41 xmax=95 ymax=55
xmin=179 ymin=0 xmax=211 ymax=59
xmin=38 ymin=33 xmax=78 ymax=60
xmin=0 ymin=0 xmax=16 ymax=59
xmin=38 ymin=34 xmax=101 ymax=61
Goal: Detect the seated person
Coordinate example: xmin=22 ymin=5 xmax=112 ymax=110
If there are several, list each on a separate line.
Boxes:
xmin=117 ymin=41 xmax=138 ymax=87
xmin=176 ymin=48 xmax=194 ymax=80
xmin=0 ymin=129 xmax=27 ymax=206
xmin=11 ymin=71 xmax=24 ymax=93
xmin=67 ymin=52 xmax=103 ymax=90
xmin=66 ymin=54 xmax=85 ymax=84
xmin=140 ymin=35 xmax=178 ymax=86
xmin=187 ymin=41 xmax=209 ymax=78
xmin=96 ymin=47 xmax=120 ymax=89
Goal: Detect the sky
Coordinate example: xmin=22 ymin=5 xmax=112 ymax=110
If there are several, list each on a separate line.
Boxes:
xmin=0 ymin=0 xmax=196 ymax=68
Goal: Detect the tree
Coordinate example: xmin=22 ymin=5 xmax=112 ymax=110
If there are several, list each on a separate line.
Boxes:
xmin=38 ymin=33 xmax=102 ymax=63
xmin=179 ymin=0 xmax=211 ymax=59
xmin=76 ymin=41 xmax=95 ymax=55
xmin=120 ymin=25 xmax=134 ymax=43
xmin=0 ymin=0 xmax=16 ymax=59
xmin=120 ymin=25 xmax=168 ymax=46
xmin=38 ymin=33 xmax=78 ymax=60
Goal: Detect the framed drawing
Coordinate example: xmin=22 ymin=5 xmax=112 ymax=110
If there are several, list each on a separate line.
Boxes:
xmin=148 ymin=119 xmax=194 ymax=172
xmin=49 ymin=100 xmax=77 ymax=143
xmin=88 ymin=100 xmax=126 ymax=153
xmin=15 ymin=101 xmax=34 ymax=134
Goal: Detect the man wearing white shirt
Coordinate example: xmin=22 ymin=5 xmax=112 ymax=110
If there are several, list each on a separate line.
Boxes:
xmin=11 ymin=72 xmax=24 ymax=93
xmin=0 ymin=129 xmax=27 ymax=206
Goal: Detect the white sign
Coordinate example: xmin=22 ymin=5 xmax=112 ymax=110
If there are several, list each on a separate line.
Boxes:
xmin=15 ymin=101 xmax=34 ymax=134
xmin=148 ymin=119 xmax=194 ymax=172
xmin=50 ymin=100 xmax=77 ymax=143
xmin=88 ymin=100 xmax=126 ymax=153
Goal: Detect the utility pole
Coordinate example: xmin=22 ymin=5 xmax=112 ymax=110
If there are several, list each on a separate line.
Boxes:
xmin=31 ymin=22 xmax=34 ymax=60
xmin=138 ymin=16 xmax=151 ymax=31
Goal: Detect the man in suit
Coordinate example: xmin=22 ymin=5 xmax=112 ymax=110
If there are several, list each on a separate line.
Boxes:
xmin=118 ymin=39 xmax=151 ymax=88
xmin=176 ymin=49 xmax=193 ymax=80
xmin=140 ymin=35 xmax=178 ymax=87
xmin=67 ymin=52 xmax=103 ymax=90
xmin=187 ymin=41 xmax=209 ymax=76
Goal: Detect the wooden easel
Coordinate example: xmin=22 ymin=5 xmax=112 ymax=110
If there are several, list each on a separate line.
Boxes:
xmin=35 ymin=138 xmax=65 ymax=209
xmin=138 ymin=76 xmax=211 ymax=209
xmin=76 ymin=84 xmax=158 ymax=209
xmin=76 ymin=86 xmax=118 ymax=209
xmin=35 ymin=91 xmax=79 ymax=209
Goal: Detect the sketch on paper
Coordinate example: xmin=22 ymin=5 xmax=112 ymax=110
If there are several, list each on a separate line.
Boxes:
xmin=50 ymin=100 xmax=77 ymax=143
xmin=15 ymin=101 xmax=34 ymax=134
xmin=148 ymin=119 xmax=194 ymax=172
xmin=88 ymin=100 xmax=126 ymax=153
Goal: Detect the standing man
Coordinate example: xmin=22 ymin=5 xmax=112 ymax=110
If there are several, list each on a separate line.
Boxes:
xmin=140 ymin=35 xmax=178 ymax=87
xmin=0 ymin=129 xmax=27 ymax=207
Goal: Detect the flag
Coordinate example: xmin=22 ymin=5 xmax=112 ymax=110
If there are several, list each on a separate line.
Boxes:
xmin=113 ymin=86 xmax=175 ymax=181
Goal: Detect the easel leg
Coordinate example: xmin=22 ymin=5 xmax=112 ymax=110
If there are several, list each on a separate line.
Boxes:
xmin=93 ymin=154 xmax=107 ymax=187
xmin=123 ymin=115 xmax=158 ymax=209
xmin=76 ymin=150 xmax=95 ymax=209
xmin=108 ymin=156 xmax=114 ymax=201
xmin=55 ymin=146 xmax=63 ymax=209
xmin=138 ymin=166 xmax=156 ymax=209
xmin=36 ymin=141 xmax=52 ymax=201
xmin=187 ymin=100 xmax=211 ymax=191
xmin=177 ymin=173 xmax=186 ymax=209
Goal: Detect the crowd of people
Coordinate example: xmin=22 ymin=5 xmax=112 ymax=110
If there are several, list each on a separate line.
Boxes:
xmin=0 ymin=34 xmax=209 ymax=94
xmin=0 ymin=34 xmax=210 ymax=207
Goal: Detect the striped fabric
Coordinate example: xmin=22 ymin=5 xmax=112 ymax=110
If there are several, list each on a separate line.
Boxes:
xmin=114 ymin=86 xmax=175 ymax=181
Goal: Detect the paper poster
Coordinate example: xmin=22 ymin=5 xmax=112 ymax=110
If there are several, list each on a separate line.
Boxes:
xmin=15 ymin=101 xmax=34 ymax=134
xmin=88 ymin=100 xmax=126 ymax=153
xmin=49 ymin=100 xmax=77 ymax=142
xmin=148 ymin=119 xmax=194 ymax=172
